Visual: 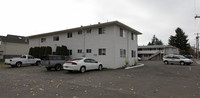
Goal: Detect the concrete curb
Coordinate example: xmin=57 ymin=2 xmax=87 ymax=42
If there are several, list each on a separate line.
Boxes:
xmin=125 ymin=63 xmax=145 ymax=69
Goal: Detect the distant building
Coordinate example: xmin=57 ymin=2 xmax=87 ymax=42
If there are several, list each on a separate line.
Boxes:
xmin=138 ymin=45 xmax=179 ymax=60
xmin=0 ymin=35 xmax=29 ymax=61
xmin=29 ymin=21 xmax=142 ymax=68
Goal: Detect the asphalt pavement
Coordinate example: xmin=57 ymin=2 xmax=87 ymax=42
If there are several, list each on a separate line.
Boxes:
xmin=0 ymin=61 xmax=200 ymax=98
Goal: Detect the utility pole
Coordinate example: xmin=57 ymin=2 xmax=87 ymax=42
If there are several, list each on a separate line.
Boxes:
xmin=195 ymin=15 xmax=200 ymax=59
xmin=195 ymin=33 xmax=200 ymax=59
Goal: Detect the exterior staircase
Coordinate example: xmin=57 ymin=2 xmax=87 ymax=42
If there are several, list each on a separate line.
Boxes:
xmin=147 ymin=51 xmax=160 ymax=60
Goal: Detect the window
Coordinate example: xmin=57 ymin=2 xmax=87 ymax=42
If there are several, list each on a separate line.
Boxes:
xmin=120 ymin=28 xmax=125 ymax=37
xmin=98 ymin=48 xmax=106 ymax=55
xmin=68 ymin=50 xmax=72 ymax=55
xmin=0 ymin=41 xmax=1 ymax=45
xmin=131 ymin=50 xmax=136 ymax=58
xmin=99 ymin=28 xmax=105 ymax=34
xmin=87 ymin=29 xmax=91 ymax=33
xmin=53 ymin=36 xmax=59 ymax=41
xmin=67 ymin=32 xmax=72 ymax=38
xmin=41 ymin=38 xmax=46 ymax=43
xmin=131 ymin=33 xmax=135 ymax=40
xmin=78 ymin=31 xmax=82 ymax=35
xmin=86 ymin=49 xmax=92 ymax=53
xmin=77 ymin=49 xmax=82 ymax=53
xmin=120 ymin=49 xmax=126 ymax=58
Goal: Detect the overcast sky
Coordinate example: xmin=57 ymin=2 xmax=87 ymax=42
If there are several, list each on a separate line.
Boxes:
xmin=0 ymin=0 xmax=200 ymax=46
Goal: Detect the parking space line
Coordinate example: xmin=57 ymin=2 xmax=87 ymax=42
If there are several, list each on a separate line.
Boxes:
xmin=189 ymin=66 xmax=191 ymax=71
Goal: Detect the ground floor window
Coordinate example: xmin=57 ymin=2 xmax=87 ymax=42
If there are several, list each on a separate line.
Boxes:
xmin=68 ymin=50 xmax=72 ymax=55
xmin=98 ymin=48 xmax=106 ymax=55
xmin=132 ymin=50 xmax=136 ymax=57
xmin=86 ymin=49 xmax=92 ymax=53
xmin=120 ymin=49 xmax=126 ymax=58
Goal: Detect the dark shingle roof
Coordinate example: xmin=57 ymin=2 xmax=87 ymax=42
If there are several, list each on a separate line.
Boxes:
xmin=0 ymin=35 xmax=29 ymax=44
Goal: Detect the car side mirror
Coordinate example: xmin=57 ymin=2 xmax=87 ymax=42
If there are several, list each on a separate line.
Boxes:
xmin=95 ymin=61 xmax=98 ymax=63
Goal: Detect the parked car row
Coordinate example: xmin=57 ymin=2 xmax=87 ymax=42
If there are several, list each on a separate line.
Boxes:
xmin=163 ymin=54 xmax=193 ymax=65
xmin=4 ymin=55 xmax=103 ymax=73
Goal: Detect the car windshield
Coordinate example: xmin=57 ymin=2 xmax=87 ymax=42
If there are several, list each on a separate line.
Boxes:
xmin=179 ymin=55 xmax=186 ymax=59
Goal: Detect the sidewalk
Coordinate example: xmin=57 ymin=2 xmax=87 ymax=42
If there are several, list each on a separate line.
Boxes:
xmin=193 ymin=59 xmax=200 ymax=65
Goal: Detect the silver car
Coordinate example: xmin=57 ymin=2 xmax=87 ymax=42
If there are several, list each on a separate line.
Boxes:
xmin=163 ymin=55 xmax=193 ymax=65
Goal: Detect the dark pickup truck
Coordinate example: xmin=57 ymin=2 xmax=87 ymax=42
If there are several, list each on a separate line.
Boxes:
xmin=41 ymin=55 xmax=70 ymax=71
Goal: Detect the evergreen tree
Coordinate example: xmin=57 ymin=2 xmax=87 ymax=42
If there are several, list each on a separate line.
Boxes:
xmin=168 ymin=27 xmax=190 ymax=55
xmin=29 ymin=47 xmax=33 ymax=56
xmin=148 ymin=35 xmax=163 ymax=45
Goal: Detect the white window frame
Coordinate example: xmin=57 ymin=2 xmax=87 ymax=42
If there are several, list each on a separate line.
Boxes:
xmin=87 ymin=29 xmax=91 ymax=33
xmin=99 ymin=27 xmax=105 ymax=34
xmin=53 ymin=36 xmax=59 ymax=41
xmin=98 ymin=48 xmax=106 ymax=55
xmin=86 ymin=49 xmax=92 ymax=53
xmin=132 ymin=50 xmax=136 ymax=58
xmin=67 ymin=32 xmax=72 ymax=38
xmin=41 ymin=38 xmax=46 ymax=43
xmin=120 ymin=49 xmax=126 ymax=58
xmin=77 ymin=49 xmax=82 ymax=53
xmin=78 ymin=31 xmax=82 ymax=35
xmin=120 ymin=28 xmax=125 ymax=38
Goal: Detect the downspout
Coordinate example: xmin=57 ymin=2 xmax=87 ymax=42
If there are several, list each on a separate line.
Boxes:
xmin=81 ymin=26 xmax=86 ymax=57
xmin=127 ymin=31 xmax=129 ymax=64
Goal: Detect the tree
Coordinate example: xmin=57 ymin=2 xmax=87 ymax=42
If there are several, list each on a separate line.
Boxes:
xmin=45 ymin=46 xmax=52 ymax=55
xmin=61 ymin=45 xmax=69 ymax=56
xmin=29 ymin=47 xmax=33 ymax=56
xmin=148 ymin=35 xmax=163 ymax=45
xmin=168 ymin=27 xmax=190 ymax=55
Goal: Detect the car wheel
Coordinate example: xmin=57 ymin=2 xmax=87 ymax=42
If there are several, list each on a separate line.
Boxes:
xmin=16 ymin=62 xmax=22 ymax=67
xmin=164 ymin=61 xmax=168 ymax=64
xmin=98 ymin=65 xmax=103 ymax=71
xmin=55 ymin=65 xmax=62 ymax=71
xmin=80 ymin=66 xmax=86 ymax=73
xmin=180 ymin=61 xmax=185 ymax=65
xmin=35 ymin=61 xmax=41 ymax=66
xmin=46 ymin=67 xmax=51 ymax=71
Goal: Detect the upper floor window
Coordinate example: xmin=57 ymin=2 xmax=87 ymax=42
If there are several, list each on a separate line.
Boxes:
xmin=78 ymin=31 xmax=82 ymax=35
xmin=77 ymin=49 xmax=82 ymax=53
xmin=86 ymin=49 xmax=92 ymax=53
xmin=99 ymin=28 xmax=105 ymax=34
xmin=99 ymin=48 xmax=106 ymax=55
xmin=131 ymin=33 xmax=136 ymax=40
xmin=53 ymin=36 xmax=59 ymax=41
xmin=120 ymin=49 xmax=126 ymax=58
xmin=87 ymin=29 xmax=91 ymax=33
xmin=120 ymin=28 xmax=125 ymax=37
xmin=41 ymin=38 xmax=46 ymax=43
xmin=68 ymin=32 xmax=72 ymax=38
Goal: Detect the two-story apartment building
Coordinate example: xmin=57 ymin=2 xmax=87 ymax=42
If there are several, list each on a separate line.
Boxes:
xmin=0 ymin=35 xmax=29 ymax=61
xmin=138 ymin=45 xmax=179 ymax=60
xmin=29 ymin=21 xmax=142 ymax=68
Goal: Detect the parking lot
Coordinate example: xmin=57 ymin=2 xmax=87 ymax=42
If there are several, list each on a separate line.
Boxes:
xmin=1 ymin=61 xmax=200 ymax=98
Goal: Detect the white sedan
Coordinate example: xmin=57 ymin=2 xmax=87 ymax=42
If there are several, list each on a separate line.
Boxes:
xmin=63 ymin=57 xmax=103 ymax=73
